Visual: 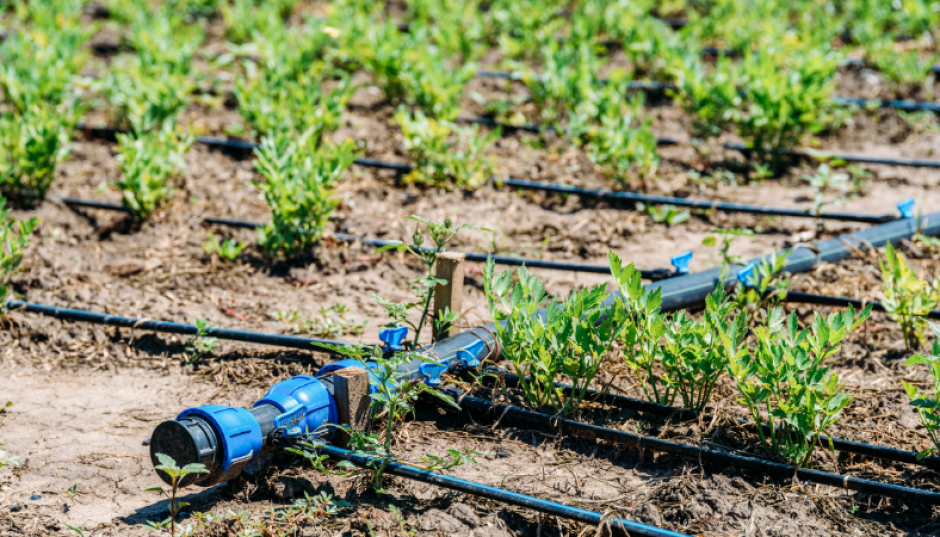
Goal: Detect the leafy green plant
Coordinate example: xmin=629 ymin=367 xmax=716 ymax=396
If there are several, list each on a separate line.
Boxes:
xmin=0 ymin=195 xmax=40 ymax=316
xmin=122 ymin=2 xmax=204 ymax=75
xmin=487 ymin=0 xmax=565 ymax=60
xmin=104 ymin=61 xmax=194 ymax=135
xmin=880 ymin=242 xmax=940 ymax=350
xmin=866 ymin=38 xmax=937 ymax=96
xmin=395 ymin=109 xmax=499 ymax=190
xmin=144 ymin=453 xmax=209 ymax=537
xmin=727 ymin=305 xmax=871 ymax=467
xmin=518 ymin=40 xmax=601 ymax=127
xmin=271 ymin=302 xmax=367 ymax=338
xmin=801 ymin=163 xmax=850 ymax=228
xmin=252 ymin=130 xmax=358 ymax=259
xmin=668 ymin=51 xmax=741 ymax=139
xmin=903 ymin=321 xmax=940 ymax=460
xmin=202 ymin=233 xmax=246 ymax=261
xmin=484 ymin=252 xmax=630 ymax=415
xmin=584 ymin=107 xmax=660 ymax=185
xmin=702 ymin=228 xmax=755 ymax=268
xmin=222 ymin=0 xmax=297 ymax=44
xmin=112 ymin=130 xmax=194 ymax=222
xmin=373 ymin=216 xmax=485 ymax=349
xmin=0 ymin=105 xmax=78 ymax=203
xmin=290 ymin=343 xmax=460 ymax=492
xmin=184 ymin=319 xmax=219 ymax=366
xmin=734 ymin=250 xmax=792 ymax=326
xmin=645 ymin=204 xmax=690 ymax=226
xmin=615 ymin=259 xmax=747 ymax=410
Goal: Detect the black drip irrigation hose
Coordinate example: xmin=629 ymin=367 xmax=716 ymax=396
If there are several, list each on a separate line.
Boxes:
xmin=784 ymin=290 xmax=940 ymax=320
xmin=488 ymin=370 xmax=940 ymax=471
xmin=71 ymin=123 xmax=914 ymax=222
xmin=315 ymin=443 xmax=690 ymax=537
xmin=54 ymin=197 xmax=675 ymax=280
xmin=3 ymin=300 xmax=357 ymax=353
xmin=433 ymin=392 xmax=940 ymax=505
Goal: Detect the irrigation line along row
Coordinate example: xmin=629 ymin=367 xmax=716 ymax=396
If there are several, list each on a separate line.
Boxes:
xmin=474 ymin=70 xmax=940 ymax=114
xmin=461 ymin=114 xmax=940 ymax=170
xmin=488 ymin=370 xmax=940 ymax=471
xmin=315 ymin=443 xmax=689 ymax=537
xmin=55 ymin=197 xmax=674 ymax=280
xmin=429 ymin=391 xmax=940 ymax=506
xmin=784 ymin=290 xmax=940 ymax=321
xmin=3 ymin=300 xmax=356 ymax=353
xmin=72 ymin=124 xmax=909 ymax=224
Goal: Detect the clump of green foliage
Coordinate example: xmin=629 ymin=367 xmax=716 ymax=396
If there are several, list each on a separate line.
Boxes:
xmin=374 ymin=216 xmax=485 ymax=349
xmin=802 ymin=163 xmax=851 ymax=227
xmin=903 ymin=321 xmax=940 ymax=460
xmin=0 ymin=106 xmax=78 ymax=203
xmin=669 ymin=52 xmax=740 ymax=139
xmin=253 ymin=130 xmax=358 ymax=259
xmin=484 ymin=252 xmax=630 ymax=415
xmin=734 ymin=250 xmax=792 ymax=326
xmin=0 ymin=195 xmax=40 ymax=315
xmin=880 ymin=242 xmax=940 ymax=350
xmin=113 ymin=130 xmax=194 ymax=222
xmin=104 ymin=61 xmax=194 ymax=136
xmin=395 ymin=109 xmax=499 ymax=190
xmin=728 ymin=305 xmax=871 ymax=467
xmin=183 ymin=318 xmax=219 ymax=366
xmin=202 ymin=233 xmax=247 ymax=261
xmin=702 ymin=228 xmax=755 ymax=268
xmin=486 ymin=0 xmax=565 ymax=60
xmin=144 ymin=453 xmax=209 ymax=537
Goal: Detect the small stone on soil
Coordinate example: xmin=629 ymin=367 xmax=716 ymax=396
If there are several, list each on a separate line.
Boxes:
xmin=10 ymin=504 xmax=22 ymax=512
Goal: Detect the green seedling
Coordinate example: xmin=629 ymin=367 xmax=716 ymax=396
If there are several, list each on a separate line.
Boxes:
xmin=584 ymin=105 xmax=660 ymax=185
xmin=484 ymin=252 xmax=630 ymax=415
xmin=184 ymin=319 xmax=219 ymax=366
xmin=103 ymin=60 xmax=194 ymax=135
xmin=395 ymin=109 xmax=499 ymax=190
xmin=615 ymin=258 xmax=747 ymax=410
xmin=801 ymin=164 xmax=850 ymax=230
xmin=202 ymin=233 xmax=246 ymax=261
xmin=0 ymin=105 xmax=78 ymax=204
xmin=880 ymin=242 xmax=940 ymax=350
xmin=252 ymin=130 xmax=358 ymax=259
xmin=64 ymin=525 xmax=83 ymax=537
xmin=728 ymin=305 xmax=871 ymax=467
xmin=289 ymin=343 xmax=460 ymax=492
xmin=112 ymin=130 xmax=194 ymax=222
xmin=374 ymin=216 xmax=485 ymax=349
xmin=702 ymin=228 xmax=755 ymax=269
xmin=64 ymin=483 xmax=79 ymax=502
xmin=487 ymin=0 xmax=565 ymax=60
xmin=645 ymin=204 xmax=690 ymax=227
xmin=144 ymin=453 xmax=208 ymax=537
xmin=903 ymin=321 xmax=940 ymax=460
xmin=272 ymin=303 xmax=367 ymax=338
xmin=0 ymin=195 xmax=40 ymax=317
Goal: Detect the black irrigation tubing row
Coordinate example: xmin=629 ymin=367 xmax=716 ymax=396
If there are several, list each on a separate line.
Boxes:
xmin=434 ymin=391 xmax=940 ymax=505
xmin=55 ymin=197 xmax=676 ymax=280
xmin=315 ymin=443 xmax=689 ymax=537
xmin=488 ymin=370 xmax=940 ymax=471
xmin=3 ymin=300 xmax=358 ymax=353
xmin=784 ymin=290 xmax=940 ymax=320
xmin=474 ymin=69 xmax=940 ymax=114
xmin=460 ymin=113 xmax=940 ymax=169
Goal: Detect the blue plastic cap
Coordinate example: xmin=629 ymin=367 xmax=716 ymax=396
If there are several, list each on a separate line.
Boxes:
xmin=419 ymin=361 xmax=448 ymax=387
xmin=454 ymin=339 xmax=486 ymax=369
xmin=178 ymin=405 xmax=262 ymax=485
xmin=671 ymin=250 xmax=693 ymax=274
xmin=736 ymin=262 xmax=757 ymax=287
xmin=897 ymin=197 xmax=915 ymax=219
xmin=379 ymin=326 xmax=409 ymax=351
xmin=254 ymin=376 xmax=337 ymax=439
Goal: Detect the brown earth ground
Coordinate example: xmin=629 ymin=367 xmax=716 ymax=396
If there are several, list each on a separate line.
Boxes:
xmin=2 ymin=3 xmax=940 ymax=536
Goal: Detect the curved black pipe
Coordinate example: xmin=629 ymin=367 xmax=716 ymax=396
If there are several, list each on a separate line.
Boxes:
xmin=316 ymin=443 xmax=690 ymax=537
xmin=4 ymin=300 xmax=359 ymax=353
xmin=437 ymin=392 xmax=940 ymax=505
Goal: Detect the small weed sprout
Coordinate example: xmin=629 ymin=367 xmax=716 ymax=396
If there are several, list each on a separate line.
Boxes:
xmin=728 ymin=305 xmax=871 ymax=467
xmin=64 ymin=483 xmax=79 ymax=503
xmin=144 ymin=453 xmax=208 ymax=537
xmin=702 ymin=228 xmax=755 ymax=269
xmin=289 ymin=344 xmax=460 ymax=492
xmin=64 ymin=525 xmax=84 ymax=537
xmin=801 ymin=163 xmax=850 ymax=229
xmin=484 ymin=252 xmax=629 ymax=415
xmin=0 ymin=195 xmax=41 ymax=317
xmin=645 ymin=204 xmax=690 ymax=227
xmin=202 ymin=233 xmax=246 ymax=262
xmin=880 ymin=242 xmax=940 ymax=350
xmin=903 ymin=321 xmax=940 ymax=460
xmin=373 ymin=216 xmax=486 ymax=349
xmin=184 ymin=319 xmax=219 ymax=366
xmin=113 ymin=130 xmax=194 ymax=222
xmin=252 ymin=130 xmax=358 ymax=259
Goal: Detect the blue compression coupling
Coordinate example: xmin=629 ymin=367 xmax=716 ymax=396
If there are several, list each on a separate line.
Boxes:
xmin=176 ymin=405 xmax=263 ymax=486
xmin=254 ymin=375 xmax=338 ymax=439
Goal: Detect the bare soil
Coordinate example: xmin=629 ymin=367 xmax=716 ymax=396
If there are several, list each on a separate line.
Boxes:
xmin=2 ymin=5 xmax=940 ymax=537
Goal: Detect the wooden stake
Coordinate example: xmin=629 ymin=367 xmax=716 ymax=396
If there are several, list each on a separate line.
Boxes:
xmin=432 ymin=251 xmax=466 ymax=341
xmin=331 ymin=367 xmax=370 ymax=448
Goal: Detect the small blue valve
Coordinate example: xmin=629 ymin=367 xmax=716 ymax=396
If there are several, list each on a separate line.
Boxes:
xmin=379 ymin=326 xmax=409 ymax=352
xmin=454 ymin=339 xmax=486 ymax=369
xmin=897 ymin=197 xmax=915 ymax=219
xmin=418 ymin=361 xmax=448 ymax=386
xmin=671 ymin=251 xmax=693 ymax=274
xmin=737 ymin=262 xmax=757 ymax=287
